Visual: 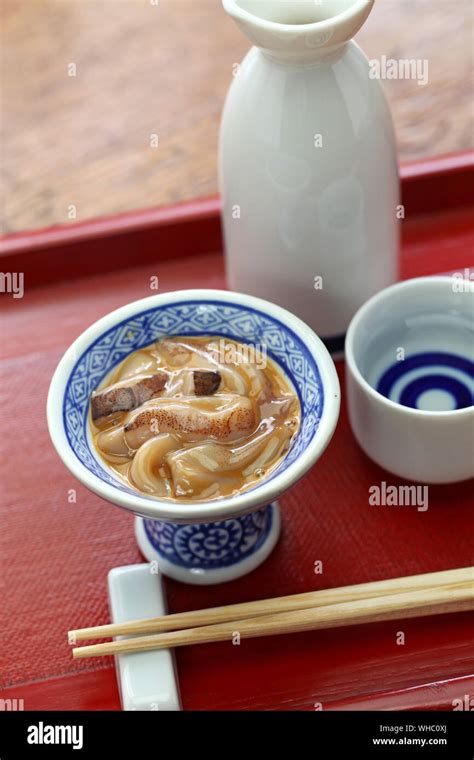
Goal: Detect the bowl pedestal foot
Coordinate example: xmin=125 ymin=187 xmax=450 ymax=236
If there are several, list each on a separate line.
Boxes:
xmin=135 ymin=503 xmax=281 ymax=585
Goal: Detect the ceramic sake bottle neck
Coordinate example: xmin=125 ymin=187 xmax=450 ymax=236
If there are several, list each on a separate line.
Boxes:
xmin=223 ymin=0 xmax=374 ymax=64
xmin=258 ymin=42 xmax=349 ymax=67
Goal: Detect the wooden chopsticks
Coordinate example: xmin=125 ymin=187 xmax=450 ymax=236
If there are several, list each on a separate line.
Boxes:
xmin=69 ymin=566 xmax=474 ymax=659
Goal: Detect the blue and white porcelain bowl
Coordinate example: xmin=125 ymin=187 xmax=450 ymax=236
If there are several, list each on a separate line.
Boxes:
xmin=47 ymin=289 xmax=340 ymax=584
xmin=346 ymin=276 xmax=474 ymax=484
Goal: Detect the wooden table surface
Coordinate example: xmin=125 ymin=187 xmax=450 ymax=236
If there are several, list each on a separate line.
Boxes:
xmin=1 ymin=0 xmax=473 ymax=234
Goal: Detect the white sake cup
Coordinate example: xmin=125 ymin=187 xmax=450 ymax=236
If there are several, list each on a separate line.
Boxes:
xmin=345 ymin=276 xmax=473 ymax=484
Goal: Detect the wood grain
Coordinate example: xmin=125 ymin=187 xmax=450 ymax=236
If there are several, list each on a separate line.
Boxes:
xmin=1 ymin=0 xmax=473 ymax=233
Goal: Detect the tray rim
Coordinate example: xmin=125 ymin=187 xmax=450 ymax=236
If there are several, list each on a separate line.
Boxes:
xmin=0 ymin=151 xmax=474 ymax=264
xmin=1 ymin=668 xmax=472 ymax=711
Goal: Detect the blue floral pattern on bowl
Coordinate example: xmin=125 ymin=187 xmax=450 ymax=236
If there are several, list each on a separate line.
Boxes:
xmin=143 ymin=507 xmax=273 ymax=569
xmin=63 ymin=300 xmax=324 ymax=500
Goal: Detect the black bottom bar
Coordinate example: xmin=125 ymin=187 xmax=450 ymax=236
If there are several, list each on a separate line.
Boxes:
xmin=0 ymin=710 xmax=472 ymax=757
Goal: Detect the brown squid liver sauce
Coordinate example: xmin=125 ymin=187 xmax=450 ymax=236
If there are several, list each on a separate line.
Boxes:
xmin=90 ymin=336 xmax=301 ymax=502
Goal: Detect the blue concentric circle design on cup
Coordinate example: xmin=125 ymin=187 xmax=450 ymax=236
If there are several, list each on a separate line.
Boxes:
xmin=376 ymin=352 xmax=474 ymax=411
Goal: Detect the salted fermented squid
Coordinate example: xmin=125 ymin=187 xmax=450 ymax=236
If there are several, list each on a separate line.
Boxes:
xmin=90 ymin=336 xmax=300 ymax=501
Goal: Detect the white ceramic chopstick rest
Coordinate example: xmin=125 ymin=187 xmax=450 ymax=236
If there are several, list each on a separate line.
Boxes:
xmin=108 ymin=564 xmax=182 ymax=711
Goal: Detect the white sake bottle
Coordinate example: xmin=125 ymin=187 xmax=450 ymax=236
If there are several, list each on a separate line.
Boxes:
xmin=219 ymin=0 xmax=399 ymax=353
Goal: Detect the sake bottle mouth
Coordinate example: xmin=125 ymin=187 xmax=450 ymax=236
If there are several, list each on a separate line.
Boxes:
xmin=223 ymin=0 xmax=374 ymax=57
xmin=224 ymin=0 xmax=372 ymax=29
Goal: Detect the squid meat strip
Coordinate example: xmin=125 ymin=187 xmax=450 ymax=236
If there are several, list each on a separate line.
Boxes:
xmin=165 ymin=429 xmax=289 ymax=496
xmin=230 ymin=347 xmax=273 ymax=401
xmin=95 ymin=426 xmax=130 ymax=462
xmin=159 ymin=338 xmax=267 ymax=398
xmin=91 ymin=372 xmax=168 ymax=420
xmin=129 ymin=434 xmax=180 ymax=496
xmin=112 ymin=350 xmax=157 ymax=382
xmin=162 ymin=368 xmax=223 ymax=397
xmin=165 ymin=450 xmax=242 ymax=497
xmin=91 ymin=369 xmax=220 ymax=420
xmin=158 ymin=339 xmax=202 ymax=367
xmin=124 ymin=393 xmax=257 ymax=449
xmin=210 ymin=341 xmax=272 ymax=401
xmin=166 ymin=429 xmax=273 ymax=476
xmin=259 ymin=396 xmax=297 ymax=420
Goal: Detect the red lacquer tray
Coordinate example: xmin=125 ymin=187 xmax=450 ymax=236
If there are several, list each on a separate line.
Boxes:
xmin=1 ymin=153 xmax=473 ymax=711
